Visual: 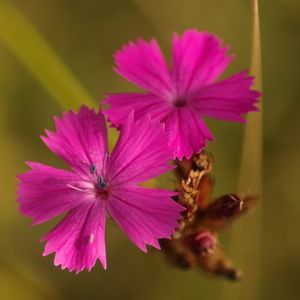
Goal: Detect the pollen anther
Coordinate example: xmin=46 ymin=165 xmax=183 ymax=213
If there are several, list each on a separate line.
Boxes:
xmin=96 ymin=176 xmax=108 ymax=190
xmin=90 ymin=164 xmax=96 ymax=174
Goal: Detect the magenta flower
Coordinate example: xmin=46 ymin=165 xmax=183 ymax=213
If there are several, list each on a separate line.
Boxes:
xmin=17 ymin=107 xmax=183 ymax=272
xmin=104 ymin=29 xmax=260 ymax=160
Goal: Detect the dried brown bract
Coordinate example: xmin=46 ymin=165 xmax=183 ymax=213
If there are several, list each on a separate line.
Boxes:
xmin=162 ymin=150 xmax=258 ymax=281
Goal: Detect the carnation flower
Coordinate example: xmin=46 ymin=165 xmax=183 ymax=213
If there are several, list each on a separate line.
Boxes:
xmin=104 ymin=29 xmax=261 ymax=160
xmin=17 ymin=106 xmax=183 ymax=272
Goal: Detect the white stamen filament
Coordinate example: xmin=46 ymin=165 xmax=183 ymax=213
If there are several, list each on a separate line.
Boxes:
xmin=67 ymin=184 xmax=86 ymax=193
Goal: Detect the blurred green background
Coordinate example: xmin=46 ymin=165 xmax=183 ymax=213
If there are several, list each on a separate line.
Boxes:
xmin=0 ymin=0 xmax=299 ymax=299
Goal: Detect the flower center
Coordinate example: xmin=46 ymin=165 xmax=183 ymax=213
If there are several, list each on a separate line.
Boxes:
xmin=95 ymin=176 xmax=110 ymax=198
xmin=89 ymin=164 xmax=110 ymax=197
xmin=173 ymin=97 xmax=187 ymax=107
xmin=96 ymin=176 xmax=108 ymax=191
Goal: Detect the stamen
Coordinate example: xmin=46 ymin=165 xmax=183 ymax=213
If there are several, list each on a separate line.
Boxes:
xmin=67 ymin=184 xmax=85 ymax=193
xmin=96 ymin=176 xmax=108 ymax=190
xmin=90 ymin=164 xmax=96 ymax=175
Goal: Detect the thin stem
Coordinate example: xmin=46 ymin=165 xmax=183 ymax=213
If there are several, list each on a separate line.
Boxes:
xmin=222 ymin=0 xmax=262 ymax=298
xmin=239 ymin=0 xmax=263 ymax=192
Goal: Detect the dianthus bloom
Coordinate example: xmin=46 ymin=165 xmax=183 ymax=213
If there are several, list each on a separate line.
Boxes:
xmin=104 ymin=29 xmax=261 ymax=160
xmin=17 ymin=107 xmax=183 ymax=272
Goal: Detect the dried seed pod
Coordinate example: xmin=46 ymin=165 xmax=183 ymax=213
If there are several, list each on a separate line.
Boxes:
xmin=197 ymin=247 xmax=243 ymax=281
xmin=160 ymin=238 xmax=196 ymax=269
xmin=198 ymin=192 xmax=258 ymax=228
xmin=195 ymin=173 xmax=215 ymax=209
xmin=174 ymin=151 xmax=214 ymax=235
xmin=163 ymin=149 xmax=257 ymax=281
xmin=193 ymin=150 xmax=213 ymax=173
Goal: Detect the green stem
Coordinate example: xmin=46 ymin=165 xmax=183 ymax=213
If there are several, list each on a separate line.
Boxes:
xmin=239 ymin=0 xmax=263 ymax=192
xmin=222 ymin=0 xmax=263 ymax=298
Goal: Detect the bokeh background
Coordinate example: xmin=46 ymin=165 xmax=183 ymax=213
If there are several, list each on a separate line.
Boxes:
xmin=0 ymin=0 xmax=299 ymax=299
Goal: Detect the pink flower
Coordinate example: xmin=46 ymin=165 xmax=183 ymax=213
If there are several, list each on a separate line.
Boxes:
xmin=17 ymin=107 xmax=183 ymax=273
xmin=104 ymin=29 xmax=261 ymax=160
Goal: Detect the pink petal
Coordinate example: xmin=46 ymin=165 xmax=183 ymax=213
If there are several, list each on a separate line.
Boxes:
xmin=171 ymin=29 xmax=234 ymax=97
xmin=189 ymin=71 xmax=260 ymax=122
xmin=163 ymin=107 xmax=214 ymax=160
xmin=42 ymin=200 xmax=107 ymax=272
xmin=114 ymin=38 xmax=174 ymax=98
xmin=41 ymin=106 xmax=108 ymax=177
xmin=107 ymin=186 xmax=184 ymax=251
xmin=103 ymin=93 xmax=172 ymax=129
xmin=17 ymin=162 xmax=86 ymax=224
xmin=106 ymin=112 xmax=174 ymax=186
